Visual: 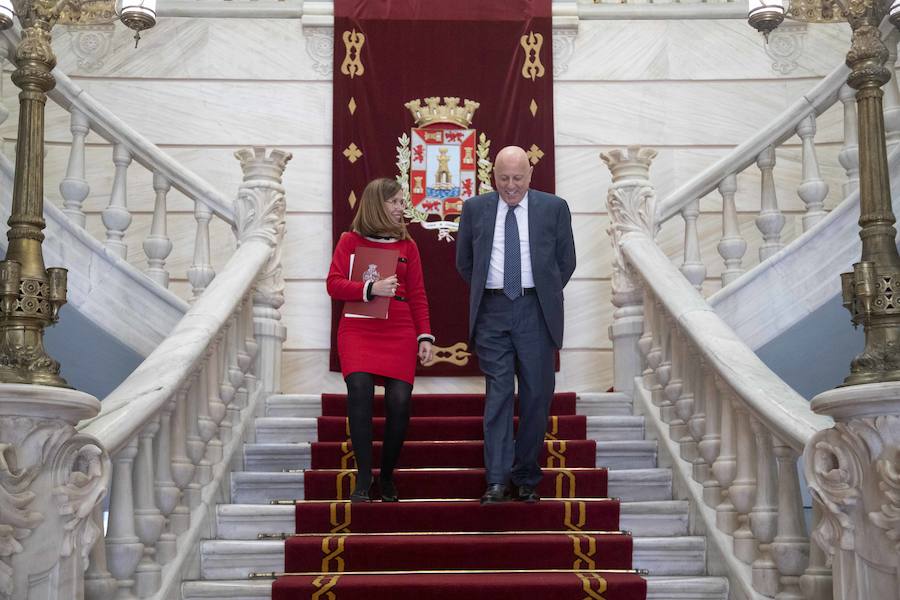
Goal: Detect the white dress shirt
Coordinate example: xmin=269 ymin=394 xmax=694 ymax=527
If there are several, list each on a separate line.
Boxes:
xmin=486 ymin=193 xmax=534 ymax=290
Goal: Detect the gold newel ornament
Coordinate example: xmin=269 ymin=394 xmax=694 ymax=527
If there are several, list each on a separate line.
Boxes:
xmin=404 ymin=97 xmax=480 ymax=129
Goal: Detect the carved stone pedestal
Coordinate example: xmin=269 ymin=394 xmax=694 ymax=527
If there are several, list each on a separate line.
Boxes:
xmin=804 ymin=383 xmax=900 ymax=600
xmin=0 ymin=384 xmax=109 ymax=600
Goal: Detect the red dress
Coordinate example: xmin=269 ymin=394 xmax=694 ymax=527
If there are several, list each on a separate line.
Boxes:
xmin=327 ymin=232 xmax=432 ymax=385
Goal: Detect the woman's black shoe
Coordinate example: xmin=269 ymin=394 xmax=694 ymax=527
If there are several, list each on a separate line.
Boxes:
xmin=379 ymin=477 xmax=398 ymax=502
xmin=350 ymin=481 xmax=372 ymax=503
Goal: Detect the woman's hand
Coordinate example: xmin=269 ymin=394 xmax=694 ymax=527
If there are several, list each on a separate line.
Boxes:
xmin=418 ymin=340 xmax=434 ymax=365
xmin=371 ymin=275 xmax=399 ymax=297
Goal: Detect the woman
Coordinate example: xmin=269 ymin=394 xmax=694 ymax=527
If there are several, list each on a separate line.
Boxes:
xmin=326 ymin=178 xmax=435 ymax=502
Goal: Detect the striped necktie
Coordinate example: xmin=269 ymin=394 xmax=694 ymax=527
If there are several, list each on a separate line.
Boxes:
xmin=503 ymin=204 xmax=521 ymax=300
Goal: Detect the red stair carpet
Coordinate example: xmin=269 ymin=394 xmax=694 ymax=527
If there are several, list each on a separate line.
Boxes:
xmin=272 ymin=392 xmax=647 ymax=599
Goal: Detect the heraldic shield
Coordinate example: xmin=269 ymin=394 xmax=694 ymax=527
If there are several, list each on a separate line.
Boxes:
xmin=397 ymin=97 xmax=493 ymax=241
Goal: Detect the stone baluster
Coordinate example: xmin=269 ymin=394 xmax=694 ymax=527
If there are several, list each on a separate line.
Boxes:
xmin=105 ymin=439 xmax=144 ymax=600
xmin=601 ymin=146 xmax=657 ymax=396
xmin=222 ymin=314 xmax=243 ymax=426
xmin=771 ymin=440 xmax=809 ymax=600
xmin=154 ymin=398 xmax=180 ymax=566
xmin=59 ymin=108 xmax=91 ymax=227
xmin=143 ymin=172 xmax=173 ymax=288
xmin=188 ymin=202 xmax=215 ymax=300
xmin=749 ymin=417 xmax=780 ymax=597
xmin=103 ymin=143 xmax=134 ymax=259
xmin=233 ymin=148 xmax=292 ymax=394
xmin=838 ymin=84 xmax=860 ymax=199
xmin=689 ymin=358 xmax=710 ymax=486
xmin=652 ymin=302 xmax=672 ymax=420
xmin=882 ymin=29 xmax=900 ymax=149
xmin=665 ymin=326 xmax=689 ymax=452
xmin=242 ymin=296 xmax=261 ymax=416
xmin=205 ymin=344 xmax=226 ymax=465
xmin=698 ymin=370 xmax=721 ymax=507
xmin=183 ymin=373 xmax=205 ymax=509
xmin=194 ymin=364 xmax=215 ymax=487
xmin=756 ymin=146 xmax=785 ymax=261
xmin=796 ymin=113 xmax=829 ymax=231
xmin=798 ymin=497 xmax=832 ymax=600
xmin=717 ymin=173 xmax=746 ymax=286
xmin=673 ymin=337 xmax=698 ymax=463
xmin=168 ymin=386 xmax=194 ymax=535
xmin=646 ymin=299 xmax=664 ymax=409
xmin=133 ymin=421 xmax=164 ymax=597
xmin=637 ymin=290 xmax=655 ymax=391
xmin=713 ymin=383 xmax=738 ymax=535
xmin=233 ymin=301 xmax=253 ymax=425
xmin=730 ymin=404 xmax=758 ymax=564
xmin=84 ymin=506 xmax=117 ymax=600
xmin=680 ymin=198 xmax=706 ymax=291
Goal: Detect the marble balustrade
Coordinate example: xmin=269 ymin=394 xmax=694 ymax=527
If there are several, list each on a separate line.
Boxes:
xmin=604 ymin=145 xmax=835 ymax=599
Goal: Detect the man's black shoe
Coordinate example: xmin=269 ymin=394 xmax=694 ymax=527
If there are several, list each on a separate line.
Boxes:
xmin=480 ymin=483 xmax=510 ymax=505
xmin=516 ymin=484 xmax=540 ymax=503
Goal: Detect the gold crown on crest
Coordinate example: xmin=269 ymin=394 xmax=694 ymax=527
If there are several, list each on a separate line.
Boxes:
xmin=405 ymin=97 xmax=480 ymax=128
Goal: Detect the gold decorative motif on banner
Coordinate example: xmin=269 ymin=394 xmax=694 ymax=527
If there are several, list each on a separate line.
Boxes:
xmin=320 ymin=535 xmax=347 ymax=572
xmin=343 ymin=143 xmax=362 ymax=164
xmin=576 ymin=572 xmax=608 ymax=600
xmin=477 ymin=133 xmax=494 ymax=195
xmin=530 ymin=98 xmax=538 ymax=117
xmin=345 ymin=418 xmax=351 ymax=438
xmin=555 ymin=468 xmax=577 ymax=498
xmin=527 ymin=143 xmax=544 ymax=165
xmin=563 ymin=500 xmax=587 ymax=531
xmin=340 ymin=29 xmax=365 ymax=78
xmin=545 ymin=440 xmax=567 ymax=468
xmin=335 ymin=470 xmax=355 ymax=500
xmin=405 ymin=97 xmax=480 ymax=128
xmin=339 ymin=441 xmax=355 ymax=469
xmin=311 ymin=574 xmax=341 ymax=600
xmin=348 ymin=97 xmax=357 ymax=115
xmin=520 ymin=31 xmax=546 ymax=81
xmin=544 ymin=415 xmax=559 ymax=440
xmin=570 ymin=533 xmax=597 ymax=569
xmin=329 ymin=502 xmax=352 ymax=533
xmin=426 ymin=342 xmax=471 ymax=367
xmin=348 ymin=191 xmax=357 ymax=209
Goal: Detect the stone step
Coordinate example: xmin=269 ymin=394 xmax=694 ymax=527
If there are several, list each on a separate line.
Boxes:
xmin=182 ymin=576 xmax=729 ymax=600
xmin=264 ymin=392 xmax=635 ymax=419
xmin=254 ymin=415 xmax=645 ymax=444
xmin=199 ymin=536 xmax=707 ymax=580
xmin=229 ymin=468 xmax=672 ymax=505
xmin=215 ymin=500 xmax=691 ymax=540
xmin=242 ymin=439 xmax=658 ymax=472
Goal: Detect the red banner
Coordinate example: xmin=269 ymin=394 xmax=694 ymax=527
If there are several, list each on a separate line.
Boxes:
xmin=331 ymin=0 xmax=554 ymax=376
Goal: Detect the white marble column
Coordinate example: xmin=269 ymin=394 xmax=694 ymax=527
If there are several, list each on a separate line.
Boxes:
xmin=601 ymin=145 xmax=659 ymax=396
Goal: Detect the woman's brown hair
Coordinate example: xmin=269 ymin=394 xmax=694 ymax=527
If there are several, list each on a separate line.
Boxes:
xmin=350 ymin=178 xmax=409 ymax=240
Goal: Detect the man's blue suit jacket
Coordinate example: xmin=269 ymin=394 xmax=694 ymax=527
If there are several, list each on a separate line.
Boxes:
xmin=456 ymin=189 xmax=577 ymax=349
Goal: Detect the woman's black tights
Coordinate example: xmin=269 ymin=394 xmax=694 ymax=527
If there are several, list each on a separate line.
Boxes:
xmin=344 ymin=372 xmax=412 ymax=489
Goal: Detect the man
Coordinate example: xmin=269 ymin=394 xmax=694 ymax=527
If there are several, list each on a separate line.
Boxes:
xmin=456 ymin=145 xmax=576 ymax=504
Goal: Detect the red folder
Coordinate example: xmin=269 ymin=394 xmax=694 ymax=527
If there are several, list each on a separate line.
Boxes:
xmin=343 ymin=246 xmax=400 ymax=319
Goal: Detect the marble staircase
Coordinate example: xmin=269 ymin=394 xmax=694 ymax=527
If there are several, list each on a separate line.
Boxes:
xmin=181 ymin=392 xmax=730 ymax=600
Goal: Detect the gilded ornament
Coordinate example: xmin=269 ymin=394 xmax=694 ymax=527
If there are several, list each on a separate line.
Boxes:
xmin=340 ymin=29 xmax=365 ymax=79
xmin=342 ymin=142 xmax=362 ymax=164
xmin=526 ymin=143 xmax=544 ymax=165
xmin=520 ymin=31 xmax=545 ymax=81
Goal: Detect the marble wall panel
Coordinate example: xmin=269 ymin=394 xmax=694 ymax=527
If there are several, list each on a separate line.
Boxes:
xmin=0 ymin=80 xmax=334 ymax=147
xmin=572 ymin=213 xmax=616 ymax=279
xmin=53 ymin=19 xmax=322 ymax=81
xmin=282 ymin=280 xmax=331 ymax=350
xmin=281 ymin=214 xmax=334 ymax=280
xmin=563 ymin=279 xmax=613 ymax=350
xmin=562 ymin=20 xmax=849 ymax=82
xmin=553 ymin=79 xmax=844 ymax=147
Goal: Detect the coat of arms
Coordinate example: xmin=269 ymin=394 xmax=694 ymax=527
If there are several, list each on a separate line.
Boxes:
xmin=396 ymin=97 xmax=493 ymax=241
